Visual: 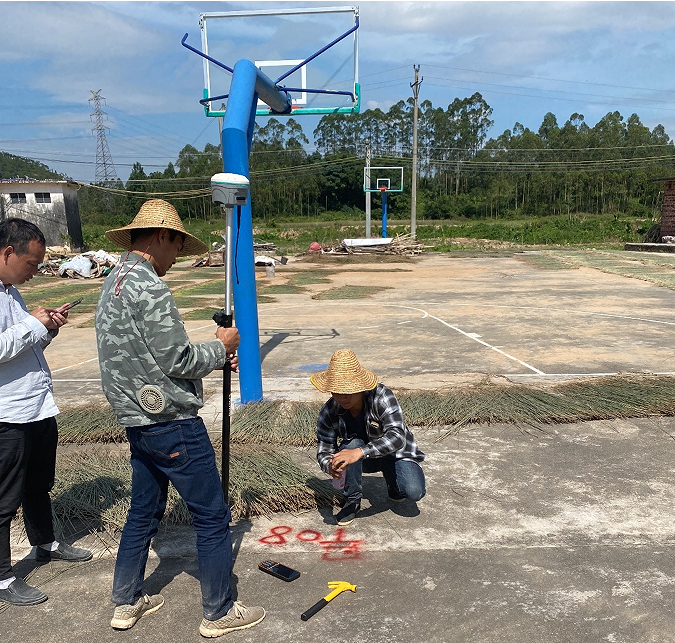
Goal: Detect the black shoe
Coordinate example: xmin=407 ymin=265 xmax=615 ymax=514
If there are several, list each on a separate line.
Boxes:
xmin=0 ymin=578 xmax=48 ymax=606
xmin=36 ymin=542 xmax=93 ymax=564
xmin=386 ymin=481 xmax=406 ymax=503
xmin=335 ymin=502 xmax=360 ymax=526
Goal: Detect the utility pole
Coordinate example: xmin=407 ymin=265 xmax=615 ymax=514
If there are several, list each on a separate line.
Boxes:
xmin=410 ymin=65 xmax=422 ymax=239
xmin=365 ymin=138 xmax=372 ymax=238
xmin=89 ymin=90 xmax=118 ymax=184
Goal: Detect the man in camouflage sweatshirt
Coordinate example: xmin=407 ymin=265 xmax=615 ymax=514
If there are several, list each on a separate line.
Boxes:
xmin=95 ymin=199 xmax=265 ymax=638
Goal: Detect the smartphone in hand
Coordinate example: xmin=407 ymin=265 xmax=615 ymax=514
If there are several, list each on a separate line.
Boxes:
xmin=60 ymin=298 xmax=83 ymax=311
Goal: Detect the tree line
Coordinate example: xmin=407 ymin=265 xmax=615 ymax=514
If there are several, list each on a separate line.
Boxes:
xmin=66 ymin=92 xmax=675 ymax=224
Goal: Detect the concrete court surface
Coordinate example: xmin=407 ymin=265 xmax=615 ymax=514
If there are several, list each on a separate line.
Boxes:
xmin=47 ymin=251 xmax=675 ymax=405
xmin=4 ymin=252 xmax=675 ymax=643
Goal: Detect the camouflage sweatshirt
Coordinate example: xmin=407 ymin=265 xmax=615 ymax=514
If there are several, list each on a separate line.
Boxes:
xmin=95 ymin=253 xmax=227 ymax=427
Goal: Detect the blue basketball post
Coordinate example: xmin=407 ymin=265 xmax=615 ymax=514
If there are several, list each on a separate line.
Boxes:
xmin=380 ymin=188 xmax=388 ymax=238
xmin=219 ymin=60 xmax=291 ymax=403
xmin=182 ymin=11 xmax=360 ymax=404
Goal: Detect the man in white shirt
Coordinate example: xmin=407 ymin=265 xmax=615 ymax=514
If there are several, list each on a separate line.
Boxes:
xmin=0 ymin=218 xmax=92 ymax=606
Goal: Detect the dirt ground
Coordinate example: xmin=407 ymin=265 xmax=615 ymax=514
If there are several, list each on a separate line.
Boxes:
xmin=35 ymin=248 xmax=675 ymax=410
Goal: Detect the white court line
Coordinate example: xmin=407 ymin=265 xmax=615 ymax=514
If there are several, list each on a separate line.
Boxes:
xmin=51 ymin=357 xmax=99 ymax=373
xmin=508 ymin=371 xmax=675 ymax=378
xmin=417 ymin=302 xmax=675 ymax=327
xmin=397 ymin=305 xmax=545 ymax=375
xmin=56 ymin=301 xmax=671 ymax=380
xmin=259 ymin=300 xmax=675 ymax=327
xmin=260 ymin=301 xmax=546 ymax=374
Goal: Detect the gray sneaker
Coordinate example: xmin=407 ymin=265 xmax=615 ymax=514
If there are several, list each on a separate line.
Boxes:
xmin=199 ymin=601 xmax=266 ymax=638
xmin=111 ymin=594 xmax=164 ymax=630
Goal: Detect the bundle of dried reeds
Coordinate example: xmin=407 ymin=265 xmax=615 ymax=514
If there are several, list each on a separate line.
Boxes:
xmin=55 ymin=374 xmax=675 ymax=448
xmin=34 ymin=446 xmax=334 ymax=535
xmin=223 ymin=444 xmax=335 ymax=519
xmin=402 ymin=374 xmax=675 ymax=441
xmin=57 ymin=405 xmax=126 ymax=444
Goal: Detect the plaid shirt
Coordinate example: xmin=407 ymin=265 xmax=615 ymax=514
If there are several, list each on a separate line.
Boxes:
xmin=316 ymin=383 xmax=425 ymax=473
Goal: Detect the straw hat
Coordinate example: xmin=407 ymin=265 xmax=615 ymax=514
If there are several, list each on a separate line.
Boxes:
xmin=310 ymin=349 xmax=378 ymax=394
xmin=105 ymin=199 xmax=208 ymax=257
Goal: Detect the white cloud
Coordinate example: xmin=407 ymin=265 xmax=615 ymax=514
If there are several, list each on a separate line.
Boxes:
xmin=1 ymin=2 xmax=168 ymax=61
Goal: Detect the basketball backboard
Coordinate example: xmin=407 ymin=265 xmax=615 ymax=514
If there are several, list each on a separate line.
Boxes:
xmin=194 ymin=6 xmax=360 ymax=117
xmin=363 ymin=167 xmax=404 ymax=193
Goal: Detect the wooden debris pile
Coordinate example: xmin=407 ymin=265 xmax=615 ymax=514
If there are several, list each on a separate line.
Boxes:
xmin=313 ymin=234 xmax=425 ymax=256
xmin=204 ymin=239 xmax=278 ymax=267
xmin=342 ymin=234 xmax=424 ymax=256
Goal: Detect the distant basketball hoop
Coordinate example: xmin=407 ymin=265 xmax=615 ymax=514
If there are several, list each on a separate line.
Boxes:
xmin=363 ymin=167 xmax=403 ymax=239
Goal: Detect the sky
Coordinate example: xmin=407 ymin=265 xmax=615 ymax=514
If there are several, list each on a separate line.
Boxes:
xmin=3 ymin=0 xmax=675 ymax=183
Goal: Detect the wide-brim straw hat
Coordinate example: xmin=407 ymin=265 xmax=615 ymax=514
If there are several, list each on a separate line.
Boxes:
xmin=310 ymin=349 xmax=378 ymax=394
xmin=105 ymin=199 xmax=208 ymax=257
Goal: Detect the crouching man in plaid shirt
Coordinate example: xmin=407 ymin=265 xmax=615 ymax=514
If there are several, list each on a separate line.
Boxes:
xmin=311 ymin=349 xmax=426 ymax=526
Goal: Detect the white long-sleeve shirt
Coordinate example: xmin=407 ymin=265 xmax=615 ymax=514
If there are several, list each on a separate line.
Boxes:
xmin=0 ymin=280 xmax=59 ymax=423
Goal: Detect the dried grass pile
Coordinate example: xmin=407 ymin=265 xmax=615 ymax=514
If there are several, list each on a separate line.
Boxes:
xmin=223 ymin=444 xmax=334 ymax=518
xmin=56 ymin=400 xmax=322 ymax=447
xmin=229 ymin=400 xmax=322 ymax=446
xmin=58 ymin=405 xmax=126 ymax=444
xmin=38 ymin=446 xmax=334 ymax=536
xmin=398 ymin=373 xmax=675 ymax=440
xmin=57 ymin=374 xmax=675 ymax=448
xmin=44 ymin=372 xmax=675 ymax=529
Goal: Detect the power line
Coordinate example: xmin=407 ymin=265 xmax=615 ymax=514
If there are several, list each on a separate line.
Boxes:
xmin=423 ymin=63 xmax=675 ymax=95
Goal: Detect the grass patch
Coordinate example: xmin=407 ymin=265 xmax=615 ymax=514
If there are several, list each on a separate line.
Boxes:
xmin=287 ymin=271 xmax=332 ymax=285
xmin=312 ymin=285 xmax=392 ymax=300
xmin=260 ymin=284 xmax=306 ymax=295
xmin=515 ymin=253 xmax=578 ymax=271
xmin=172 ymin=295 xmax=223 ymax=308
xmin=553 ymin=249 xmax=675 ymax=290
xmin=182 ymin=308 xmax=224 ymax=320
xmin=253 ymin=294 xmax=277 ymax=304
xmin=19 ymin=279 xmax=103 ymax=310
xmin=417 ymin=214 xmax=648 ymax=248
xmin=173 ymin=279 xmax=227 ymax=296
xmin=299 ymin=253 xmax=418 ymax=265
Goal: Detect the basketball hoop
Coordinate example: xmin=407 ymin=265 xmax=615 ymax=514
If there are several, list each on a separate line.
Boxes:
xmin=379 ymin=186 xmax=387 ymax=193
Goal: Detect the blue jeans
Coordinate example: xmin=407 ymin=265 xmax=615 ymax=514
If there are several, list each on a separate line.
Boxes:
xmin=340 ymin=438 xmax=426 ymax=505
xmin=111 ymin=417 xmax=233 ymax=620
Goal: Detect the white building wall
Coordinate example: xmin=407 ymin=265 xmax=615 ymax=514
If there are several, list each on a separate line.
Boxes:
xmin=0 ymin=181 xmax=83 ymax=249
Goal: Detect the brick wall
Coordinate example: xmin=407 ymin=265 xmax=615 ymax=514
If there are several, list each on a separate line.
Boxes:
xmin=661 ymin=180 xmax=675 ymax=237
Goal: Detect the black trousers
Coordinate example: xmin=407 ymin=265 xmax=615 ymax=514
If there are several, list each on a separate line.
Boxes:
xmin=0 ymin=417 xmax=57 ymax=580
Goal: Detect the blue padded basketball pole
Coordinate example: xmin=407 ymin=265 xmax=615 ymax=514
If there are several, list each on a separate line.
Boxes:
xmin=381 ymin=191 xmax=388 ymax=238
xmin=182 ymin=23 xmax=358 ymax=402
xmin=218 ymin=59 xmax=292 ymax=403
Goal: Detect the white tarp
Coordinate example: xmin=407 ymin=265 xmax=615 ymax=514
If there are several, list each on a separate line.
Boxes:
xmin=342 ymin=238 xmax=393 ymax=247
